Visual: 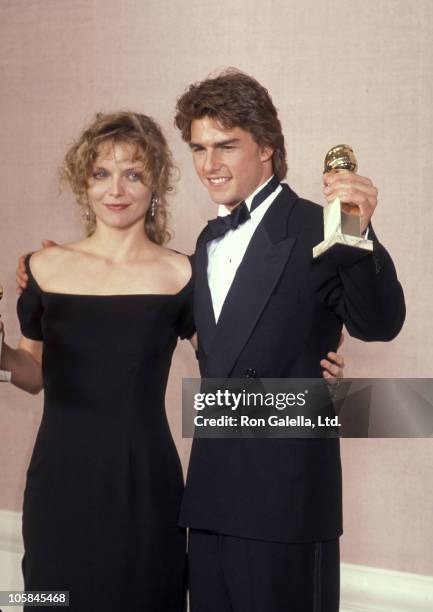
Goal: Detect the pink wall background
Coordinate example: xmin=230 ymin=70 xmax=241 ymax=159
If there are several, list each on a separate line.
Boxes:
xmin=1 ymin=0 xmax=432 ymax=575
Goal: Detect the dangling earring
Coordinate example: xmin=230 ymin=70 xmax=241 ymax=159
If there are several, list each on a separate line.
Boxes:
xmin=151 ymin=195 xmax=158 ymax=219
xmin=81 ymin=204 xmax=92 ymax=224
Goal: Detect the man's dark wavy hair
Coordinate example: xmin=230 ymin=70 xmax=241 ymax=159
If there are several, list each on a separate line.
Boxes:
xmin=174 ymin=68 xmax=288 ymax=181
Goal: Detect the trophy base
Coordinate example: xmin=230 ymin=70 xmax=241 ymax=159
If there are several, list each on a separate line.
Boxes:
xmin=313 ymin=233 xmax=373 ymax=265
xmin=0 ymin=370 xmax=11 ymax=383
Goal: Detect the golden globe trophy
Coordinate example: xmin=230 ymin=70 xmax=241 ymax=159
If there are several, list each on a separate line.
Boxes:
xmin=313 ymin=145 xmax=373 ymax=261
xmin=0 ymin=283 xmax=12 ymax=383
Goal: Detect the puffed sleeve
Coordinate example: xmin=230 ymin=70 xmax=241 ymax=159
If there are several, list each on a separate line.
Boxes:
xmin=176 ymin=255 xmax=196 ymax=340
xmin=177 ymin=288 xmax=195 ymax=339
xmin=16 ymin=255 xmax=44 ymax=341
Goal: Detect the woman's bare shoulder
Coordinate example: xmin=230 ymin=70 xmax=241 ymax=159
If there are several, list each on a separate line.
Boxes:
xmin=159 ymin=248 xmax=192 ymax=284
xmin=29 ymin=241 xmax=89 ymax=281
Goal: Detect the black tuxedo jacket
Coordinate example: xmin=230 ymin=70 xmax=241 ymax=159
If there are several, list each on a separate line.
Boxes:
xmin=180 ymin=184 xmax=405 ymax=543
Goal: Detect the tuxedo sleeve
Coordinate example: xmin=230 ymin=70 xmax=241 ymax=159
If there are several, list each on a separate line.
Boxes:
xmin=317 ymin=226 xmax=406 ymax=341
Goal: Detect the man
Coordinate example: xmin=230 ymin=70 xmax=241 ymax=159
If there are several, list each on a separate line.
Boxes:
xmin=174 ymin=69 xmax=405 ymax=611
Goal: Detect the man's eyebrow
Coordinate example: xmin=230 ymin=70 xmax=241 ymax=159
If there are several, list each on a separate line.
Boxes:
xmin=189 ymin=138 xmax=241 ymax=149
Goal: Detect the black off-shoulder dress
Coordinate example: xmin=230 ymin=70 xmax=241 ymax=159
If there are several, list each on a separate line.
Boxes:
xmin=17 ymin=254 xmax=194 ymax=612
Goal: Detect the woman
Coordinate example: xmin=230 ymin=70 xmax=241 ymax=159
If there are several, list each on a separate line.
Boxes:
xmin=1 ymin=112 xmax=193 ymax=611
xmin=2 ymin=111 xmax=344 ymax=611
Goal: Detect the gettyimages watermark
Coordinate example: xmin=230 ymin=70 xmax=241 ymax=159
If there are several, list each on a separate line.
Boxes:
xmin=182 ymin=379 xmax=433 ymax=438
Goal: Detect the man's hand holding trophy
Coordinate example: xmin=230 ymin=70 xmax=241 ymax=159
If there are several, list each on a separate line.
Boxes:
xmin=313 ymin=144 xmax=378 ymax=262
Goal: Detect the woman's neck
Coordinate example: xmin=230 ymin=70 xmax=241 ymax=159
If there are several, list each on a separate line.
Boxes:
xmin=84 ymin=223 xmax=158 ymax=263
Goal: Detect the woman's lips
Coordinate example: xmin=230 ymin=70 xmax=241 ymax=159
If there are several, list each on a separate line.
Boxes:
xmin=104 ymin=204 xmax=130 ymax=211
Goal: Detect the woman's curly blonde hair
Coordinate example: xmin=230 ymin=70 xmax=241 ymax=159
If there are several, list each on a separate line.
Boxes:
xmin=60 ymin=111 xmax=176 ymax=244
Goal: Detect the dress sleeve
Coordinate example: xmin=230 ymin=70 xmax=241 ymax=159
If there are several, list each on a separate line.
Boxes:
xmin=16 ymin=255 xmax=44 ymax=341
xmin=177 ymin=288 xmax=196 ymax=340
xmin=176 ymin=255 xmax=196 ymax=340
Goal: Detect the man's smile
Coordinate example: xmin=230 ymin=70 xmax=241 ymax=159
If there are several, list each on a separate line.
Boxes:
xmin=207 ymin=177 xmax=232 ymax=186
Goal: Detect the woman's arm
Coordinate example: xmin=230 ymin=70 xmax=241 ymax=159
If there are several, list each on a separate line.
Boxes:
xmin=0 ymin=320 xmax=43 ymax=394
xmin=189 ymin=333 xmax=198 ymax=351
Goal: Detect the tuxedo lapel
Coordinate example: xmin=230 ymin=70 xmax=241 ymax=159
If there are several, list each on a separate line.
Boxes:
xmin=203 ymin=185 xmax=298 ymax=378
xmin=194 ymin=229 xmax=217 ymax=355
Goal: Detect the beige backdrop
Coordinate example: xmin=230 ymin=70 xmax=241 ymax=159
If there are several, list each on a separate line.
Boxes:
xmin=1 ymin=0 xmax=432 ymax=576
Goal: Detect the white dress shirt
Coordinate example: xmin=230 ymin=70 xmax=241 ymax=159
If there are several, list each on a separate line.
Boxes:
xmin=207 ymin=176 xmax=282 ymax=322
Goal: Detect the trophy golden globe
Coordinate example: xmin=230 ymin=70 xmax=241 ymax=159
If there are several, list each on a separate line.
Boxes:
xmin=313 ymin=145 xmax=373 ymax=261
xmin=0 ymin=283 xmax=12 ymax=383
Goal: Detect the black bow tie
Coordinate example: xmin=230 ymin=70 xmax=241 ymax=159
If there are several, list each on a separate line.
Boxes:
xmin=206 ymin=175 xmax=280 ymax=241
xmin=207 ymin=202 xmax=250 ymax=240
